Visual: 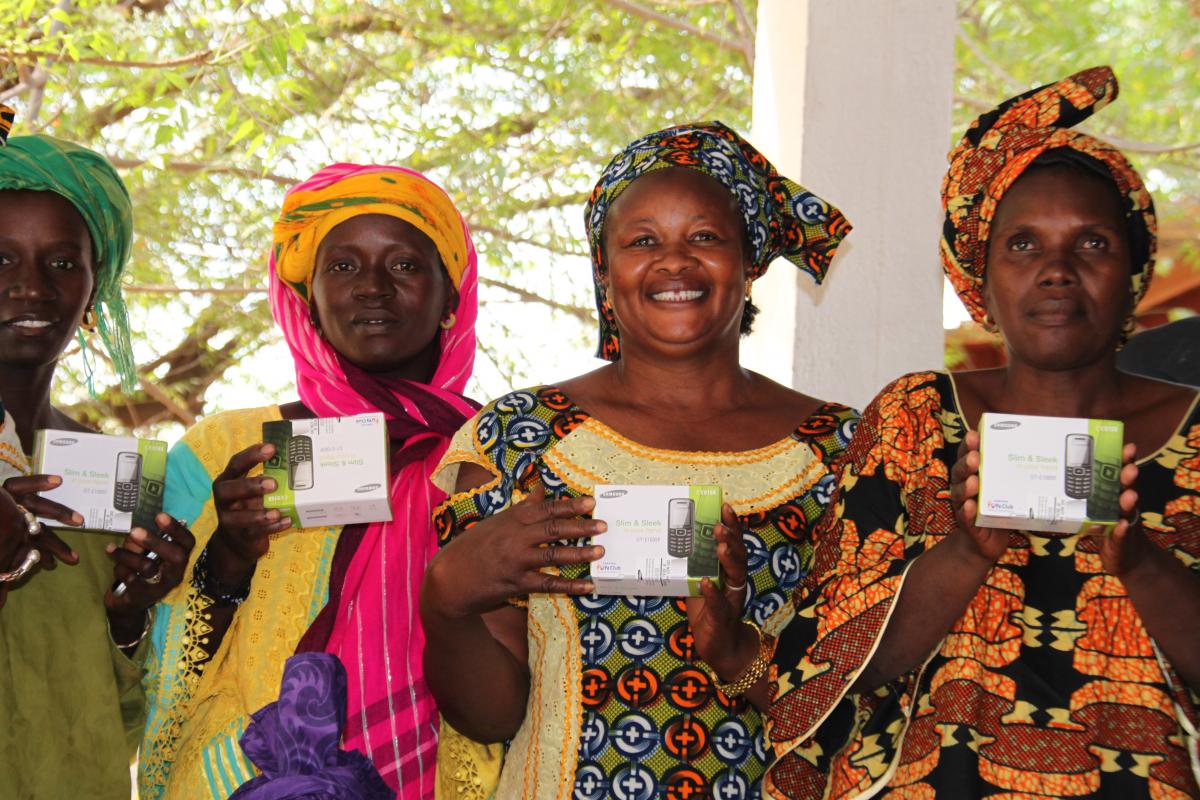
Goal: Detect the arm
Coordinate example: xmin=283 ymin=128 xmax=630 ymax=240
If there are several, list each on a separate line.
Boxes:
xmin=420 ymin=463 xmax=604 ymax=743
xmin=852 ymin=429 xmax=1006 ymax=692
xmin=1102 ymin=446 xmax=1200 ymax=688
xmin=0 ymin=475 xmax=84 ymax=609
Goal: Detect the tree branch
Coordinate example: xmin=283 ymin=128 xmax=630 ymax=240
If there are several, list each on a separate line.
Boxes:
xmin=106 ymin=157 xmax=296 ymax=186
xmin=123 ymin=284 xmax=265 ymax=295
xmin=3 ymin=48 xmax=214 ymax=70
xmin=470 ymin=223 xmax=587 ymax=257
xmin=480 ymin=277 xmax=593 ymax=324
xmin=601 ymin=0 xmax=754 ymax=69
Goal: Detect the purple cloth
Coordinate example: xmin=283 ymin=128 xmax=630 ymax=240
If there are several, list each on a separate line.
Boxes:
xmin=230 ymin=653 xmax=395 ymax=800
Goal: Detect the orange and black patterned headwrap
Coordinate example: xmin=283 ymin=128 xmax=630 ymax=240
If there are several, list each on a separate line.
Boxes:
xmin=941 ymin=66 xmax=1156 ymax=326
xmin=0 ymin=105 xmax=13 ymax=146
xmin=584 ymin=121 xmax=852 ymax=361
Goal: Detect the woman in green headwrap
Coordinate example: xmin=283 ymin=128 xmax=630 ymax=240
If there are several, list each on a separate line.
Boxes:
xmin=0 ymin=107 xmax=195 ymax=798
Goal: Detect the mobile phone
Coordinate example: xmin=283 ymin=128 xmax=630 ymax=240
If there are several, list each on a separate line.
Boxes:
xmin=113 ymin=452 xmax=142 ymax=512
xmin=288 ymin=435 xmax=314 ymax=491
xmin=1064 ymin=433 xmax=1093 ymax=500
xmin=667 ymin=498 xmax=694 ymax=557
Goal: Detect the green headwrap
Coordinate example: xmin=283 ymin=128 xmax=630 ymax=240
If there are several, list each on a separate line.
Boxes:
xmin=0 ymin=134 xmax=136 ymax=390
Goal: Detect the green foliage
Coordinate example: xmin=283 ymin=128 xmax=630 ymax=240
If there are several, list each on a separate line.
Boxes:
xmin=1 ymin=0 xmax=756 ymax=433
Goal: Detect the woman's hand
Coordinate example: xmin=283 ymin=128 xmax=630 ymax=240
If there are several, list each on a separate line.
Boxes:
xmin=105 ymin=513 xmax=197 ymax=618
xmin=2 ymin=474 xmax=82 ymax=569
xmin=206 ymin=443 xmax=291 ymax=586
xmin=423 ymin=482 xmax=605 ymax=620
xmin=687 ymin=503 xmax=757 ymax=681
xmin=1099 ymin=443 xmax=1152 ymax=577
xmin=949 ymin=430 xmax=1009 ymax=564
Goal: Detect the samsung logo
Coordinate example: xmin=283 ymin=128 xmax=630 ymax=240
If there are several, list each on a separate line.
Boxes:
xmin=599 ymin=489 xmax=627 ymax=499
xmin=50 ymin=437 xmax=78 ymax=446
xmin=355 ymin=483 xmax=381 ymax=493
xmin=989 ymin=421 xmax=1020 ymax=431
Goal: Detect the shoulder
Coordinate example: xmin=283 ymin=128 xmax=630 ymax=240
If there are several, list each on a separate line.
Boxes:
xmin=173 ymin=406 xmax=280 ymax=470
xmin=861 ymin=370 xmax=953 ymax=421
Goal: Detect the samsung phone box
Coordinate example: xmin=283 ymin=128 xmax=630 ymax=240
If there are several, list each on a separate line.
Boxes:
xmin=262 ymin=413 xmax=391 ymax=528
xmin=977 ymin=413 xmax=1123 ymax=534
xmin=591 ymin=484 xmax=722 ymax=596
xmin=33 ymin=430 xmax=167 ymax=533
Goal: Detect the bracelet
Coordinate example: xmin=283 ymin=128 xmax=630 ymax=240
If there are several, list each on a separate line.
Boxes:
xmin=710 ymin=622 xmax=773 ymax=697
xmin=191 ymin=545 xmax=254 ymax=607
xmin=0 ymin=548 xmax=39 ymax=583
xmin=110 ymin=608 xmax=153 ymax=650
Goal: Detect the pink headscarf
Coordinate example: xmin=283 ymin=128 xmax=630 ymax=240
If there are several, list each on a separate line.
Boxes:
xmin=267 ymin=163 xmax=478 ymax=796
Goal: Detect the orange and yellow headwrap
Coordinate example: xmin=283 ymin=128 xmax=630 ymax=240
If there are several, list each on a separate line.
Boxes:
xmin=272 ymin=164 xmax=470 ymax=301
xmin=941 ymin=66 xmax=1157 ymax=325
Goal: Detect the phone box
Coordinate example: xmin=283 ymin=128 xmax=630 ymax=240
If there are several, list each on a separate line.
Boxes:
xmin=33 ymin=430 xmax=167 ymax=533
xmin=977 ymin=413 xmax=1124 ymax=534
xmin=261 ymin=413 xmax=391 ymax=528
xmin=591 ymin=484 xmax=722 ymax=596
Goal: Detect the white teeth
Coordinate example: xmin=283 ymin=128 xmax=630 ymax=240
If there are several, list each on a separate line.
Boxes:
xmin=11 ymin=320 xmax=52 ymax=329
xmin=650 ymin=290 xmax=704 ymax=302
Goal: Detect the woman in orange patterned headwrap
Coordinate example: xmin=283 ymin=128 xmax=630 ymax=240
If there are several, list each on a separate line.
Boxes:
xmin=764 ymin=67 xmax=1199 ymax=799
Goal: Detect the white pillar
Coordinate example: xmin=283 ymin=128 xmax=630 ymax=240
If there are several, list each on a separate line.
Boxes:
xmin=743 ymin=0 xmax=955 ymax=411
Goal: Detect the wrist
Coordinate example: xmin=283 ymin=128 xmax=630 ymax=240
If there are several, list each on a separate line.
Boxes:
xmin=710 ymin=621 xmax=762 ymax=682
xmin=108 ymin=607 xmax=151 ymax=649
xmin=207 ymin=531 xmax=256 ymax=586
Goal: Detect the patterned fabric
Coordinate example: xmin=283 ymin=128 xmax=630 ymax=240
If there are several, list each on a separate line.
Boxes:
xmin=765 ymin=371 xmax=1200 ymax=799
xmin=0 ymin=399 xmax=23 ymax=480
xmin=0 ymin=104 xmax=13 ymax=145
xmin=941 ymin=65 xmax=1157 ymax=327
xmin=273 ymin=164 xmax=471 ymax=300
xmin=431 ymin=387 xmax=859 ymax=800
xmin=0 ymin=128 xmax=137 ymax=388
xmin=583 ymin=121 xmax=852 ymax=360
xmin=230 ymin=654 xmax=394 ymax=800
xmin=141 ymin=164 xmax=479 ymax=799
xmin=140 ymin=406 xmax=341 ymax=800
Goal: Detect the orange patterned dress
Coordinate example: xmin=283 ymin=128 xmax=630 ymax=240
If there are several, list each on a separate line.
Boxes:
xmin=765 ymin=371 xmax=1200 ymax=799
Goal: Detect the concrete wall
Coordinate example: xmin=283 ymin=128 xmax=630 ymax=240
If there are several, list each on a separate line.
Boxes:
xmin=742 ymin=0 xmax=956 ymax=411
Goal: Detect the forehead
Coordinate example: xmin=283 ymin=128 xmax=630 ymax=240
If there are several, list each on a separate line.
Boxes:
xmin=993 ymin=166 xmax=1124 ymax=228
xmin=605 ymin=167 xmax=741 ymax=227
xmin=316 ymin=213 xmax=438 ymax=252
xmin=0 ymin=189 xmax=89 ymax=240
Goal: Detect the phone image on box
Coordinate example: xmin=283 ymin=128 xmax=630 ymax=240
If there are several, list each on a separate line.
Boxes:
xmin=667 ymin=498 xmax=694 ymax=557
xmin=288 ymin=435 xmax=314 ymax=491
xmin=113 ymin=452 xmax=142 ymax=512
xmin=1064 ymin=433 xmax=1093 ymax=499
xmin=1088 ymin=458 xmax=1121 ymax=521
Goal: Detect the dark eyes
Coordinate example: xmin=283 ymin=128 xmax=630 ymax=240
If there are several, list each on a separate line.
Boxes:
xmin=50 ymin=258 xmax=79 ymax=270
xmin=627 ymin=231 xmax=721 ymax=247
xmin=326 ymin=260 xmax=419 ymax=272
xmin=1005 ymin=234 xmax=1109 ymax=252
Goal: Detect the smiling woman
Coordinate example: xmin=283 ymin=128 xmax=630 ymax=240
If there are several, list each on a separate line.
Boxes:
xmin=0 ymin=119 xmax=195 ymax=799
xmin=138 ymin=164 xmax=480 ymax=799
xmin=420 ymin=121 xmax=856 ymax=800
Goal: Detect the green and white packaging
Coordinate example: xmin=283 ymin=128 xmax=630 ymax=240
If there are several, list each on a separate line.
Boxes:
xmin=261 ymin=412 xmax=391 ymax=528
xmin=33 ymin=429 xmax=167 ymax=533
xmin=977 ymin=412 xmax=1124 ymax=534
xmin=591 ymin=484 xmax=722 ymax=596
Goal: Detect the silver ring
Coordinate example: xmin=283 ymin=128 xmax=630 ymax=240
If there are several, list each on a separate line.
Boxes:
xmin=725 ymin=580 xmax=747 ymax=592
xmin=143 ymin=569 xmax=163 ymax=585
xmin=0 ymin=548 xmax=40 ymax=583
xmin=15 ymin=504 xmax=40 ymax=538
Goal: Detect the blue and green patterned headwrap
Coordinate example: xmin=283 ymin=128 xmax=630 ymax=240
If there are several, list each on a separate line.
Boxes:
xmin=584 ymin=120 xmax=853 ymax=361
xmin=0 ymin=123 xmax=136 ymax=391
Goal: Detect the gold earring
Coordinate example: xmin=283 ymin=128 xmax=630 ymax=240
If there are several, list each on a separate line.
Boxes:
xmin=744 ymin=278 xmax=754 ymax=302
xmin=440 ymin=312 xmax=457 ymax=330
xmin=80 ymin=307 xmax=97 ymax=332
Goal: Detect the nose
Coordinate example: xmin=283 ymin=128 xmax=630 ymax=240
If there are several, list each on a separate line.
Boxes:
xmin=1036 ymin=244 xmax=1081 ymax=288
xmin=5 ymin=261 xmax=56 ymax=301
xmin=351 ymin=262 xmax=395 ymax=299
xmin=655 ymin=238 xmax=699 ymax=274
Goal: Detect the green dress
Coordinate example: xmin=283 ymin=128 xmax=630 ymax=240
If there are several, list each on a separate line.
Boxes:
xmin=0 ymin=527 xmax=147 ymax=799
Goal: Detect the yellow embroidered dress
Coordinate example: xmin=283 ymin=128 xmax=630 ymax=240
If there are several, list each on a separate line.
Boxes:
xmin=431 ymin=386 xmax=859 ymax=800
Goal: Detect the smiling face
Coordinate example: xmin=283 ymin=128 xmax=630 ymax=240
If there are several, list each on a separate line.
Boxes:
xmin=0 ymin=189 xmax=96 ymax=370
xmin=601 ymin=167 xmax=749 ymax=359
xmin=310 ymin=213 xmax=452 ymax=380
xmin=983 ymin=165 xmax=1132 ymax=371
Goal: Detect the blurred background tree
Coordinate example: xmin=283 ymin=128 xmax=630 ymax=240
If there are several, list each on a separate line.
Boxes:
xmin=1 ymin=0 xmax=1196 ymax=434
